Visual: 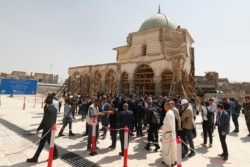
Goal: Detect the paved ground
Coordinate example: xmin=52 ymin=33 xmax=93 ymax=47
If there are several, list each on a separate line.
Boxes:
xmin=0 ymin=95 xmax=250 ymax=167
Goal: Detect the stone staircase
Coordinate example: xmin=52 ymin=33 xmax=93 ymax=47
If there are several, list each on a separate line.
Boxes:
xmin=56 ymin=79 xmax=69 ymax=97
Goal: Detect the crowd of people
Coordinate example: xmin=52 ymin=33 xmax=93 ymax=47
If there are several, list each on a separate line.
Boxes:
xmin=26 ymin=91 xmax=250 ymax=166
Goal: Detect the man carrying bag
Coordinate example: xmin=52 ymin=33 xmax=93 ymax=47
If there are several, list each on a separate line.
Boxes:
xmin=58 ymin=98 xmax=75 ymax=137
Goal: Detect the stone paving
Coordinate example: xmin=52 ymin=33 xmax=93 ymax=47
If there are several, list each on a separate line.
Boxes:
xmin=0 ymin=95 xmax=250 ymax=167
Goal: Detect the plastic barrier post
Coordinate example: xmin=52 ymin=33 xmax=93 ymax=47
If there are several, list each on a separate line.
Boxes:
xmin=90 ymin=118 xmax=97 ymax=156
xmin=123 ymin=126 xmax=129 ymax=167
xmin=177 ymin=136 xmax=182 ymax=167
xmin=22 ymin=97 xmax=26 ymax=110
xmin=48 ymin=124 xmax=56 ymax=167
xmin=41 ymin=97 xmax=44 ymax=108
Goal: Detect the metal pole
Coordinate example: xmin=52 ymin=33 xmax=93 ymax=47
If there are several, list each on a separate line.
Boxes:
xmin=47 ymin=64 xmax=52 ymax=92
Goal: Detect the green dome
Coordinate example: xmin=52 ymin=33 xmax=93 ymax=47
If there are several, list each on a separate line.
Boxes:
xmin=139 ymin=12 xmax=177 ymax=31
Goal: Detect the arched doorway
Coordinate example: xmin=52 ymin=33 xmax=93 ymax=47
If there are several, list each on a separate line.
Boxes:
xmin=93 ymin=71 xmax=102 ymax=94
xmin=105 ymin=69 xmax=116 ymax=94
xmin=82 ymin=74 xmax=90 ymax=95
xmin=71 ymin=71 xmax=81 ymax=94
xmin=121 ymin=72 xmax=129 ymax=94
xmin=161 ymin=70 xmax=173 ymax=96
xmin=134 ymin=64 xmax=155 ymax=95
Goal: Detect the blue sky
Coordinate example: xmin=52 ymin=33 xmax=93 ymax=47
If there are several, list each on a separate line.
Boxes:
xmin=0 ymin=0 xmax=249 ymax=82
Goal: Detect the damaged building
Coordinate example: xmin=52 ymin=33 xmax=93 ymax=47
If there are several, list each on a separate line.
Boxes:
xmin=67 ymin=7 xmax=201 ymax=99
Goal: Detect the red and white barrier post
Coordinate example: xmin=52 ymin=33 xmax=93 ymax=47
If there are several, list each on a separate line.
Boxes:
xmin=48 ymin=124 xmax=56 ymax=167
xmin=90 ymin=118 xmax=97 ymax=156
xmin=177 ymin=136 xmax=182 ymax=167
xmin=41 ymin=97 xmax=44 ymax=108
xmin=22 ymin=96 xmax=26 ymax=110
xmin=123 ymin=126 xmax=129 ymax=167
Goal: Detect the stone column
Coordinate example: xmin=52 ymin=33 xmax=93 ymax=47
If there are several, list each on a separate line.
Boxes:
xmin=154 ymin=76 xmax=162 ymax=96
xmin=88 ymin=74 xmax=93 ymax=96
xmin=116 ymin=79 xmax=121 ymax=94
xmin=116 ymin=64 xmax=121 ymax=94
xmin=128 ymin=79 xmax=134 ymax=94
xmin=101 ymin=80 xmax=105 ymax=94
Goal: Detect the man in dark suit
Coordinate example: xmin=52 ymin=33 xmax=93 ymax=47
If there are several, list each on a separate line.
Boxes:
xmin=144 ymin=100 xmax=161 ymax=152
xmin=26 ymin=95 xmax=58 ymax=163
xmin=100 ymin=95 xmax=110 ymax=140
xmin=216 ymin=103 xmax=229 ymax=161
xmin=107 ymin=104 xmax=119 ymax=150
xmin=119 ymin=103 xmax=134 ymax=156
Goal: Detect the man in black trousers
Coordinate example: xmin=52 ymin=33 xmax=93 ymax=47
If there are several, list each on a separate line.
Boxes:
xmin=144 ymin=100 xmax=161 ymax=152
xmin=26 ymin=95 xmax=58 ymax=163
xmin=216 ymin=103 xmax=229 ymax=161
xmin=107 ymin=104 xmax=119 ymax=150
xmin=119 ymin=103 xmax=134 ymax=156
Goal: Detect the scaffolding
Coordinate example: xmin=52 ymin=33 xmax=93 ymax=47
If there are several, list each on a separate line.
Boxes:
xmin=134 ymin=64 xmax=155 ymax=95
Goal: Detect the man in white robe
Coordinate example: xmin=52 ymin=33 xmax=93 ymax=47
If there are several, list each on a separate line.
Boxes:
xmin=161 ymin=102 xmax=177 ymax=166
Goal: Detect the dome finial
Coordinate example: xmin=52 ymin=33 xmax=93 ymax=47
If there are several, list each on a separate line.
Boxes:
xmin=158 ymin=4 xmax=161 ymax=13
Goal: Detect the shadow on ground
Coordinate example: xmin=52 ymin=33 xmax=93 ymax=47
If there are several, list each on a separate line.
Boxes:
xmin=2 ymin=160 xmax=47 ymax=167
xmin=240 ymin=136 xmax=250 ymax=143
xmin=206 ymin=156 xmax=230 ymax=167
xmin=96 ymin=154 xmax=121 ymax=165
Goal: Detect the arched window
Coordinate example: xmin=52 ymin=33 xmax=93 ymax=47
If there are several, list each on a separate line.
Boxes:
xmin=93 ymin=71 xmax=102 ymax=94
xmin=72 ymin=71 xmax=81 ymax=94
xmin=134 ymin=64 xmax=155 ymax=95
xmin=105 ymin=69 xmax=116 ymax=94
xmin=121 ymin=72 xmax=129 ymax=94
xmin=82 ymin=74 xmax=90 ymax=95
xmin=161 ymin=70 xmax=173 ymax=96
xmin=141 ymin=44 xmax=147 ymax=56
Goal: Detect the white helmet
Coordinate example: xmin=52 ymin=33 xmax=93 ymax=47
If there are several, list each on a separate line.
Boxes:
xmin=181 ymin=99 xmax=189 ymax=105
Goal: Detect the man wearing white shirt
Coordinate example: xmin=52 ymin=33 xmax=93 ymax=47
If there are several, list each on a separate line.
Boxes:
xmin=209 ymin=98 xmax=217 ymax=133
xmin=52 ymin=93 xmax=60 ymax=114
xmin=200 ymin=102 xmax=213 ymax=147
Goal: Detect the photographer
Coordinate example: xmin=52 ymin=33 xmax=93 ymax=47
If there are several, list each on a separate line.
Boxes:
xmin=58 ymin=98 xmax=76 ymax=137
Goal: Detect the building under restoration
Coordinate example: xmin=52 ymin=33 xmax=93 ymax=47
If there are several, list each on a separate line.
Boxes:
xmin=67 ymin=7 xmax=201 ymax=99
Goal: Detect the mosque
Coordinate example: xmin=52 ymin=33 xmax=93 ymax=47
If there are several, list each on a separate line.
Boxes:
xmin=67 ymin=7 xmax=201 ymax=99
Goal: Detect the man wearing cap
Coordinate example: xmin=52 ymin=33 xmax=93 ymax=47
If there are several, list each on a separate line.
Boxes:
xmin=180 ymin=99 xmax=195 ymax=158
xmin=216 ymin=103 xmax=229 ymax=161
xmin=243 ymin=96 xmax=250 ymax=136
